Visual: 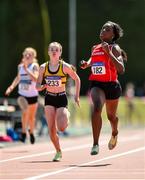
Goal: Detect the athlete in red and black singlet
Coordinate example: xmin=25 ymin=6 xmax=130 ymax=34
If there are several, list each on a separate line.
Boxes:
xmin=80 ymin=21 xmax=126 ymax=156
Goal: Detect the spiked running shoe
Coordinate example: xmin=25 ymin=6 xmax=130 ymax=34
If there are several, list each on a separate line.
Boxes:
xmin=108 ymin=135 xmax=118 ymax=150
xmin=52 ymin=151 xmax=62 ymax=162
xmin=90 ymin=145 xmax=99 ymax=155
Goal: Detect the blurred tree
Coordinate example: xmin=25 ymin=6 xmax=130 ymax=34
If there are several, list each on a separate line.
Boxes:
xmin=0 ymin=0 xmax=51 ymax=97
xmin=77 ymin=0 xmax=145 ymax=94
xmin=0 ymin=0 xmax=145 ymax=97
xmin=39 ymin=0 xmax=51 ymax=62
xmin=0 ymin=0 xmax=10 ymax=96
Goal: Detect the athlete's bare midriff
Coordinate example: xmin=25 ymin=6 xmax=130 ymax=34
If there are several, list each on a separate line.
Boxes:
xmin=45 ymin=85 xmax=66 ymax=94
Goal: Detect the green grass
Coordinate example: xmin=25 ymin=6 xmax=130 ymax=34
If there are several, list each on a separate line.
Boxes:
xmin=68 ymin=96 xmax=145 ymax=127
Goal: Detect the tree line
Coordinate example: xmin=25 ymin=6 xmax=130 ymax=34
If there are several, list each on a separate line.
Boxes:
xmin=0 ymin=0 xmax=145 ymax=97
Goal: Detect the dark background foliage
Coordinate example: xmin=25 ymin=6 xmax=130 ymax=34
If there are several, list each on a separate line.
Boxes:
xmin=0 ymin=0 xmax=145 ymax=97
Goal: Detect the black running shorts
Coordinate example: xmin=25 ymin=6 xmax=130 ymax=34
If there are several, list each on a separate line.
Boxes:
xmin=89 ymin=81 xmax=122 ymax=100
xmin=45 ymin=92 xmax=68 ymax=108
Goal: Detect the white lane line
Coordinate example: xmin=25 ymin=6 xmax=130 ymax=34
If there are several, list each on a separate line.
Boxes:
xmin=0 ymin=134 xmax=142 ymax=163
xmin=24 ymin=146 xmax=145 ymax=180
xmin=0 ymin=143 xmax=90 ymax=163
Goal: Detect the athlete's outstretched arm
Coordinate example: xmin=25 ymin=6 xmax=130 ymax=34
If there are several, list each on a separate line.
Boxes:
xmin=5 ymin=74 xmax=20 ymax=96
xmin=64 ymin=63 xmax=81 ymax=107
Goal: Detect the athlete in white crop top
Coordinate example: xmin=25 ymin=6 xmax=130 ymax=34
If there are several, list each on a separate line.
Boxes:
xmin=5 ymin=47 xmax=39 ymax=144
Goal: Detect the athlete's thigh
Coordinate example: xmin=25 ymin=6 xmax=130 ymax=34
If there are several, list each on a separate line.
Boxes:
xmin=45 ymin=105 xmax=56 ymax=128
xmin=56 ymin=107 xmax=69 ymax=127
xmin=90 ymin=87 xmax=106 ymax=109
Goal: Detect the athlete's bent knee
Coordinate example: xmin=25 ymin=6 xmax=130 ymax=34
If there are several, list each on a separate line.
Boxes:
xmin=107 ymin=114 xmax=117 ymax=121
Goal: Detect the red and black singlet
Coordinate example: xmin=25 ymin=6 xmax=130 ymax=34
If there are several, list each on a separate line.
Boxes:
xmin=89 ymin=44 xmax=117 ymax=82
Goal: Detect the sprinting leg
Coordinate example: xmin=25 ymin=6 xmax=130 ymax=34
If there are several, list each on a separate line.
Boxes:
xmin=106 ymin=99 xmax=119 ymax=136
xmin=56 ymin=107 xmax=69 ymax=132
xmin=106 ymin=99 xmax=119 ymax=150
xmin=90 ymin=87 xmax=105 ymax=155
xmin=45 ymin=106 xmax=61 ymax=152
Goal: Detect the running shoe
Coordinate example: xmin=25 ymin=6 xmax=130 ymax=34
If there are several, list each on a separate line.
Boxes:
xmin=30 ymin=133 xmax=35 ymax=144
xmin=90 ymin=145 xmax=99 ymax=155
xmin=20 ymin=132 xmax=26 ymax=143
xmin=52 ymin=151 xmax=62 ymax=162
xmin=108 ymin=135 xmax=118 ymax=150
xmin=28 ymin=130 xmax=35 ymax=144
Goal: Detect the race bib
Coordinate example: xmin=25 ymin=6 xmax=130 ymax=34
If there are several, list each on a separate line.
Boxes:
xmin=19 ymin=83 xmax=30 ymax=90
xmin=45 ymin=76 xmax=62 ymax=87
xmin=19 ymin=80 xmax=31 ymax=91
xmin=91 ymin=62 xmax=106 ymax=75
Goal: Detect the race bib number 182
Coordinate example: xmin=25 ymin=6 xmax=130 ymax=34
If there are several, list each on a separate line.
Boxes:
xmin=91 ymin=62 xmax=106 ymax=75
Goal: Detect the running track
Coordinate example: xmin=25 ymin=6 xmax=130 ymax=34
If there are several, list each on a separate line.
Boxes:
xmin=0 ymin=128 xmax=145 ymax=179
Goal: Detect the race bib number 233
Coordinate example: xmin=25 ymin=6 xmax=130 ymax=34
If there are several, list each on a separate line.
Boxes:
xmin=45 ymin=76 xmax=62 ymax=87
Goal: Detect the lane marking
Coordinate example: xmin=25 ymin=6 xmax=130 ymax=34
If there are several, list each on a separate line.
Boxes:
xmin=0 ymin=134 xmax=142 ymax=163
xmin=0 ymin=144 xmax=90 ymax=163
xmin=24 ymin=146 xmax=145 ymax=180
